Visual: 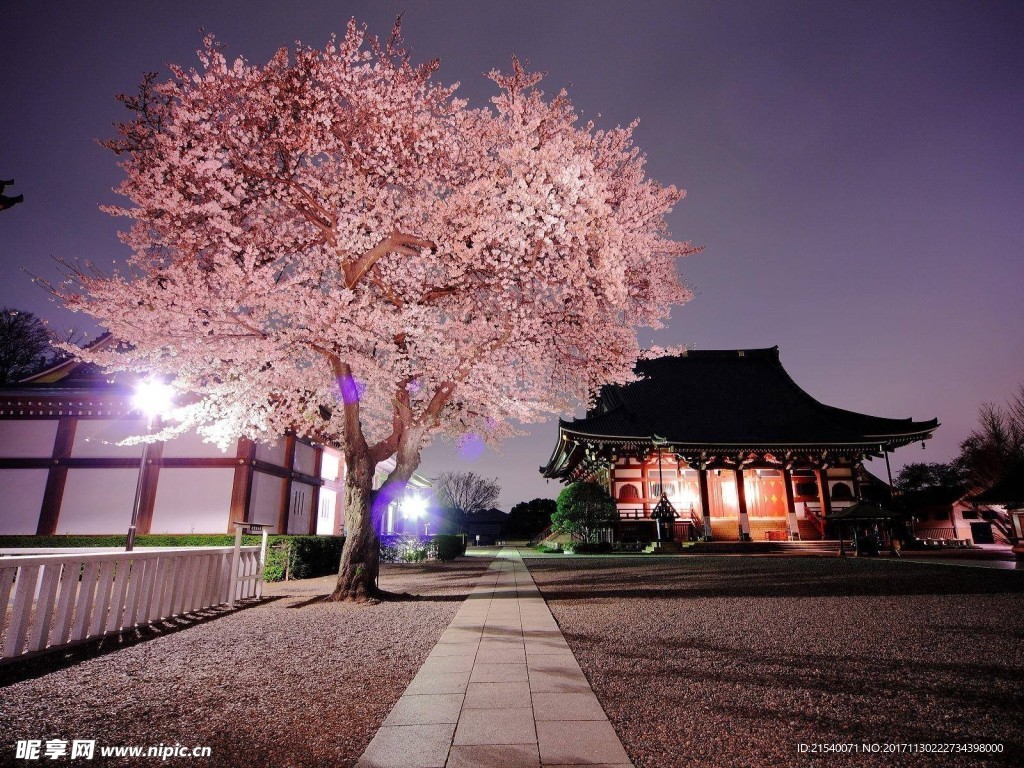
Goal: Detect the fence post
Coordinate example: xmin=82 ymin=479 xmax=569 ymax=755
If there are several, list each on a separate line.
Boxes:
xmin=229 ymin=523 xmax=244 ymax=609
xmin=230 ymin=521 xmax=273 ymax=607
xmin=257 ymin=527 xmax=269 ymax=598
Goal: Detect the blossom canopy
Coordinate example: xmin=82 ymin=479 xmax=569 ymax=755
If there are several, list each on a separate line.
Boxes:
xmin=57 ymin=19 xmax=699 ymax=451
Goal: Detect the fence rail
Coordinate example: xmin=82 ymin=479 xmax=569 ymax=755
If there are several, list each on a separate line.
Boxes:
xmin=0 ymin=545 xmax=263 ymax=663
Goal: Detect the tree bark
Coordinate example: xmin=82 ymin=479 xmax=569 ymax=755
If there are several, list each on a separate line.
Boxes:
xmin=331 ymin=440 xmax=380 ymax=602
xmin=328 ymin=405 xmax=426 ymax=602
xmin=321 ymin=352 xmax=439 ymax=603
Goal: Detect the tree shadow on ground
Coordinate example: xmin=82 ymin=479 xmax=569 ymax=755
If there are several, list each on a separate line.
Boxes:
xmin=584 ymin=633 xmax=1024 ymax=707
xmin=527 ymin=556 xmax=1024 ymax=601
xmin=0 ymin=597 xmax=279 ymax=688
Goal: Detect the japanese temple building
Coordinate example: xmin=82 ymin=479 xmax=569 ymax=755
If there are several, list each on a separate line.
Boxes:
xmin=540 ymin=348 xmax=939 ymax=542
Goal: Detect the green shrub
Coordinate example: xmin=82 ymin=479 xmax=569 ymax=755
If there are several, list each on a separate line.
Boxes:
xmin=565 ymin=541 xmax=612 ymax=554
xmin=434 ymin=534 xmax=465 ymax=561
xmin=552 ymin=482 xmax=617 ymax=543
xmin=284 ymin=536 xmax=346 ymax=579
xmin=379 ymin=533 xmax=463 ymax=562
xmin=380 ymin=534 xmax=429 ymax=562
xmin=379 ymin=536 xmax=401 ymax=563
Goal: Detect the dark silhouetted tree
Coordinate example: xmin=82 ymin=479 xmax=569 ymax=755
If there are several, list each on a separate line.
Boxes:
xmin=435 ymin=472 xmax=501 ymax=524
xmin=0 ymin=308 xmax=53 ymax=384
xmin=958 ymin=386 xmax=1024 ymax=491
xmin=894 ymin=462 xmax=969 ymax=493
xmin=507 ymin=498 xmax=556 ymax=538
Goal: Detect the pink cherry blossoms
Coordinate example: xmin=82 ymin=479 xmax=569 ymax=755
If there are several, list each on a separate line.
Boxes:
xmin=58 ymin=19 xmax=698 ymax=461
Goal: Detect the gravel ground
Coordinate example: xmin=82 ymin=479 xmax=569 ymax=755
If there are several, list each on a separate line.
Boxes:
xmin=0 ymin=559 xmax=492 ymax=768
xmin=524 ymin=555 xmax=1024 ymax=768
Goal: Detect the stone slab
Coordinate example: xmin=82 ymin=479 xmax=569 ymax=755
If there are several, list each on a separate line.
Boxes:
xmin=453 ymin=707 xmax=536 ymax=746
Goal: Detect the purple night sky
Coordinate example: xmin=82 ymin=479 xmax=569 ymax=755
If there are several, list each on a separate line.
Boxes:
xmin=1 ymin=1 xmax=1021 ymax=510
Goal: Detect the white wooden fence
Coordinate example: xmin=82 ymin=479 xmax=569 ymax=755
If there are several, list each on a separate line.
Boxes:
xmin=0 ymin=545 xmax=264 ymax=663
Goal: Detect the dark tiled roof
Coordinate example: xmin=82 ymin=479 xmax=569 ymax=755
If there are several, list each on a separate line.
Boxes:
xmin=563 ymin=348 xmax=936 ymax=447
xmin=972 ymin=464 xmax=1024 ymax=505
xmin=542 ymin=347 xmax=938 ymax=479
xmin=825 ymin=501 xmax=904 ymax=521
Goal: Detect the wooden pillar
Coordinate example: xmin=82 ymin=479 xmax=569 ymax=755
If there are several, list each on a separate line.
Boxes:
xmin=278 ymin=434 xmax=296 ymax=535
xmin=735 ymin=468 xmax=751 ymax=541
xmin=782 ymin=467 xmax=800 ymax=540
xmin=641 ymin=459 xmax=651 ymax=517
xmin=134 ymin=439 xmax=164 ymax=536
xmin=698 ymin=467 xmax=712 ymax=540
xmin=816 ymin=467 xmax=832 ymax=539
xmin=608 ymin=459 xmax=622 ymax=535
xmin=36 ymin=417 xmax=76 ymax=536
xmin=228 ymin=437 xmax=256 ymax=531
xmin=308 ymin=446 xmax=323 ymax=535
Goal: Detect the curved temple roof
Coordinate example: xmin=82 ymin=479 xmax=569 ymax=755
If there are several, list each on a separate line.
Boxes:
xmin=541 ymin=347 xmax=938 ymax=479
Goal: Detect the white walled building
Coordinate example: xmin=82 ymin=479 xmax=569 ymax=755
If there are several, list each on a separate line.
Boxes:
xmin=0 ymin=336 xmax=425 ymax=537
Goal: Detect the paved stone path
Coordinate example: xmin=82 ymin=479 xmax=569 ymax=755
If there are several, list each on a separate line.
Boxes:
xmin=357 ymin=548 xmax=633 ymax=768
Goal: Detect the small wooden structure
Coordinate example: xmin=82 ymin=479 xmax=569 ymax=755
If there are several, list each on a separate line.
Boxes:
xmin=825 ymin=500 xmax=905 ymax=556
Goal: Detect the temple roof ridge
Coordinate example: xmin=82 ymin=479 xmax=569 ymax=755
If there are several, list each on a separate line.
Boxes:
xmin=542 ymin=345 xmax=939 ymax=479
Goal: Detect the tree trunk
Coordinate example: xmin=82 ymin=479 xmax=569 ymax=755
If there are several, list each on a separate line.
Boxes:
xmin=329 ymin=423 xmax=426 ymax=602
xmin=380 ymin=425 xmax=427 ymax=502
xmin=331 ymin=441 xmax=380 ymax=601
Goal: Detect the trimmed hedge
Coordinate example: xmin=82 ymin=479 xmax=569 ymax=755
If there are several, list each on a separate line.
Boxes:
xmin=0 ymin=534 xmax=247 ymax=548
xmin=565 ymin=541 xmax=613 ymax=554
xmin=278 ymin=536 xmax=346 ymax=580
xmin=434 ymin=534 xmax=467 ymax=562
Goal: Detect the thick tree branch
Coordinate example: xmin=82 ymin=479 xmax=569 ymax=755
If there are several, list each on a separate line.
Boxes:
xmin=343 ymin=230 xmax=435 ymax=289
xmin=369 ymin=381 xmax=414 ymax=464
xmin=234 ymin=160 xmax=336 ymax=241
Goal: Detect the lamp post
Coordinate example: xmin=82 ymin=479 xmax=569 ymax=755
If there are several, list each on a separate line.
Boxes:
xmin=126 ymin=378 xmax=175 ymax=551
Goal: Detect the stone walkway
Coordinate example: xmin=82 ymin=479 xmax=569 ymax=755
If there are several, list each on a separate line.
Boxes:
xmin=357 ymin=548 xmax=633 ymax=768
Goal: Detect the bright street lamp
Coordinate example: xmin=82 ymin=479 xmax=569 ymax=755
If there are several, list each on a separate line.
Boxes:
xmin=133 ymin=379 xmax=176 ymax=426
xmin=401 ymin=493 xmax=430 ymax=536
xmin=126 ymin=377 xmax=175 ymax=551
xmin=401 ymin=493 xmax=428 ymax=521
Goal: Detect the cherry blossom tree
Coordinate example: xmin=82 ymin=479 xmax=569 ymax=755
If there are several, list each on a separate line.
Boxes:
xmin=54 ymin=20 xmax=698 ymax=600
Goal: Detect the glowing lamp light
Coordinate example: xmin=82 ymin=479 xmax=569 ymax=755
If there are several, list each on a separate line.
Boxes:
xmin=401 ymin=494 xmax=428 ymax=521
xmin=133 ymin=378 xmax=176 ymax=420
xmin=126 ymin=377 xmax=175 ymax=553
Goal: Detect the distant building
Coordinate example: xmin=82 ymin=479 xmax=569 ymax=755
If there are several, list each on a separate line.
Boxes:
xmin=462 ymin=507 xmax=509 ymax=546
xmin=540 ymin=347 xmax=938 ymax=542
xmin=0 ymin=335 xmax=428 ymax=537
xmin=973 ymin=464 xmax=1024 ymax=557
xmin=900 ymin=487 xmax=1010 ymax=545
